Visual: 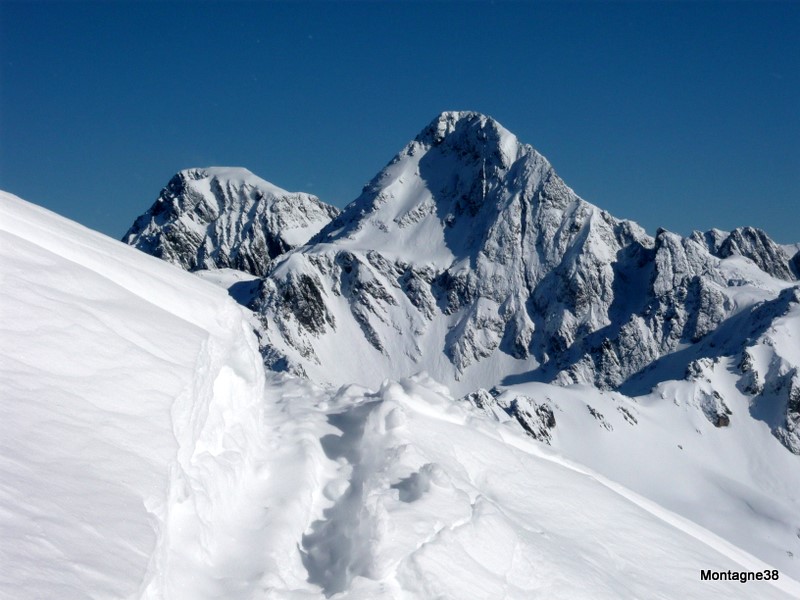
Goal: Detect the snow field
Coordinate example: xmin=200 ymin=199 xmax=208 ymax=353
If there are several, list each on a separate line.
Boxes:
xmin=0 ymin=193 xmax=219 ymax=598
xmin=289 ymin=375 xmax=799 ymax=598
xmin=494 ymin=378 xmax=800 ymax=581
xmin=3 ymin=191 xmax=799 ymax=599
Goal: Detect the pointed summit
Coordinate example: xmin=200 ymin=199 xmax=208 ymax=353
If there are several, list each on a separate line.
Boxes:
xmin=415 ymin=111 xmax=519 ymax=160
xmin=312 ymin=111 xmax=572 ymax=263
xmin=261 ymin=112 xmax=654 ymax=391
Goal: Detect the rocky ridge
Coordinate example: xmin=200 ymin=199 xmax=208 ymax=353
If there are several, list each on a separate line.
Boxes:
xmin=253 ymin=113 xmax=797 ymax=382
xmin=125 ymin=112 xmax=800 ymax=454
xmin=124 ymin=167 xmax=339 ymax=276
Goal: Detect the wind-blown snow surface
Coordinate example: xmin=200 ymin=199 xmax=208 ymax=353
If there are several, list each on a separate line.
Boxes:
xmin=0 ymin=192 xmax=273 ymax=598
xmin=3 ymin=190 xmax=800 ymax=599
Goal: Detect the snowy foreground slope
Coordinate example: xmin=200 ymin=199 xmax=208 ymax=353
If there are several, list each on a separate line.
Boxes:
xmin=0 ymin=192 xmax=269 ymax=598
xmin=3 ymin=195 xmax=800 ymax=598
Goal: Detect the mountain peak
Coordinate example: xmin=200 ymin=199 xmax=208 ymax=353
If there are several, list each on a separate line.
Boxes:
xmin=420 ymin=111 xmax=495 ymax=140
xmin=414 ymin=111 xmax=523 ymax=166
xmin=124 ymin=167 xmax=339 ymax=276
xmin=311 ymin=111 xmax=561 ymax=258
xmin=179 ymin=166 xmax=291 ymax=198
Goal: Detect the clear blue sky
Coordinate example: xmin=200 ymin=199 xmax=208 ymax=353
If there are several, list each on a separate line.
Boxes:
xmin=1 ymin=2 xmax=798 ymax=243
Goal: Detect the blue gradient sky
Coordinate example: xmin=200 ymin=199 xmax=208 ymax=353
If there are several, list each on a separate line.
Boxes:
xmin=1 ymin=2 xmax=798 ymax=242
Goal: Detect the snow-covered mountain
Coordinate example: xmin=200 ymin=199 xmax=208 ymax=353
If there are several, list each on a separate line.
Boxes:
xmin=124 ymin=167 xmax=339 ymax=276
xmin=3 ymin=190 xmax=800 ymax=598
xmin=5 ymin=111 xmax=800 ymax=598
xmin=117 ymin=112 xmax=800 ymax=457
xmin=208 ymin=112 xmax=795 ymax=457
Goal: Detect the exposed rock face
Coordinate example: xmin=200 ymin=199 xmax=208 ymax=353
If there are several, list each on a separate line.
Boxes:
xmin=124 ymin=167 xmax=339 ymax=276
xmin=462 ymin=388 xmax=557 ymax=444
xmin=735 ymin=287 xmax=800 ymax=454
xmin=692 ymin=226 xmax=797 ymax=281
xmin=251 ymin=112 xmax=796 ymax=398
xmin=124 ymin=111 xmax=800 ymax=453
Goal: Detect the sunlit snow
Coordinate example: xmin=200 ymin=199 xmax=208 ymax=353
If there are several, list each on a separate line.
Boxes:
xmin=3 ymin=191 xmax=800 ymax=598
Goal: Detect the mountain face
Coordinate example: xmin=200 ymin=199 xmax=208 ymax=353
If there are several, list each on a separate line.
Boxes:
xmin=7 ymin=112 xmax=800 ymax=597
xmin=124 ymin=112 xmax=799 ymax=456
xmin=8 ymin=189 xmax=800 ymax=597
xmin=123 ymin=167 xmax=339 ymax=276
xmin=254 ymin=111 xmax=651 ymax=384
xmin=252 ymin=116 xmax=796 ymax=366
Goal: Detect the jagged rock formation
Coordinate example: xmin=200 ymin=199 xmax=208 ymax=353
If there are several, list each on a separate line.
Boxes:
xmin=249 ymin=113 xmax=797 ymax=396
xmin=463 ymin=388 xmax=557 ymax=444
xmin=125 ymin=112 xmax=800 ymax=454
xmin=124 ymin=167 xmax=339 ymax=276
xmin=692 ymin=226 xmax=797 ymax=281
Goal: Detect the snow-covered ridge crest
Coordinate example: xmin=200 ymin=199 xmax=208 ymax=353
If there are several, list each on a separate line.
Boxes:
xmin=124 ymin=167 xmax=340 ymax=277
xmin=0 ymin=191 xmax=287 ymax=598
xmin=186 ymin=166 xmax=293 ymax=196
xmin=5 ymin=189 xmax=800 ymax=596
xmin=248 ymin=111 xmax=800 ymax=450
xmin=121 ymin=111 xmax=799 ymax=456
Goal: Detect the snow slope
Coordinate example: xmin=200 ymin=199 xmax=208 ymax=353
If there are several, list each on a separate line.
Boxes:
xmin=485 ymin=376 xmax=800 ymax=581
xmin=3 ymin=190 xmax=800 ymax=598
xmin=1 ymin=192 xmax=270 ymax=598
